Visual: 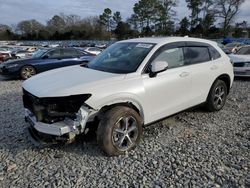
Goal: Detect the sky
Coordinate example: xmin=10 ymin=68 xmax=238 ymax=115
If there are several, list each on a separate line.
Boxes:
xmin=0 ymin=0 xmax=249 ymax=26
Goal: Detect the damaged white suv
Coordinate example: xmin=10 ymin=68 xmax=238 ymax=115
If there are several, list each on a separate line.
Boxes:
xmin=22 ymin=37 xmax=234 ymax=156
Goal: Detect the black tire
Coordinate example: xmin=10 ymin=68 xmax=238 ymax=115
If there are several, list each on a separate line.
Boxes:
xmin=206 ymin=80 xmax=228 ymax=112
xmin=20 ymin=65 xmax=36 ymax=80
xmin=97 ymin=106 xmax=143 ymax=156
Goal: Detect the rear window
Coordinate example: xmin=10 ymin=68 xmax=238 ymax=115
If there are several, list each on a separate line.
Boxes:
xmin=184 ymin=47 xmax=211 ymax=65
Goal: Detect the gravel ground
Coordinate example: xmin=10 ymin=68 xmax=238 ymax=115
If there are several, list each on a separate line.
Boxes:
xmin=0 ymin=75 xmax=249 ymax=187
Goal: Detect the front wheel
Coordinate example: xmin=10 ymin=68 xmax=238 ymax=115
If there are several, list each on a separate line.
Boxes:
xmin=20 ymin=65 xmax=36 ymax=80
xmin=205 ymin=80 xmax=228 ymax=112
xmin=97 ymin=106 xmax=143 ymax=156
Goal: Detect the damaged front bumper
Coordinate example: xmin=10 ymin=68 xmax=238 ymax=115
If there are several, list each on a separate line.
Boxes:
xmin=24 ymin=106 xmax=93 ymax=146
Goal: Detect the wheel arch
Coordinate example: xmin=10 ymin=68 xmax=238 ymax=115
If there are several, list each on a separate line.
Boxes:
xmin=214 ymin=74 xmax=231 ymax=94
xmin=19 ymin=64 xmax=37 ymax=73
xmin=97 ymin=100 xmax=145 ymax=124
xmin=207 ymin=74 xmax=231 ymax=100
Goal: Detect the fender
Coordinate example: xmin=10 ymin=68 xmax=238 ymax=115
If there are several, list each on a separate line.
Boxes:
xmin=86 ymin=92 xmax=145 ymax=122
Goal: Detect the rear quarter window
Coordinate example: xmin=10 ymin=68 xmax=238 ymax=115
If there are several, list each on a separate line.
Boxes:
xmin=208 ymin=46 xmax=221 ymax=60
xmin=184 ymin=47 xmax=211 ymax=65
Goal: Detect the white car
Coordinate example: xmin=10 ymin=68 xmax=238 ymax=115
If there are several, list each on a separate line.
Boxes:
xmin=13 ymin=50 xmax=30 ymax=59
xmin=83 ymin=47 xmax=102 ymax=55
xmin=229 ymin=46 xmax=250 ymax=77
xmin=22 ymin=37 xmax=234 ymax=156
xmin=26 ymin=47 xmax=38 ymax=52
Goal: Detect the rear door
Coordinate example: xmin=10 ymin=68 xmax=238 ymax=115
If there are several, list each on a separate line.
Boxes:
xmin=39 ymin=48 xmax=82 ymax=71
xmin=60 ymin=48 xmax=83 ymax=66
xmin=183 ymin=42 xmax=221 ymax=105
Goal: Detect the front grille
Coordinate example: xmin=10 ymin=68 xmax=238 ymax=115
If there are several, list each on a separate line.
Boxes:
xmin=23 ymin=89 xmax=91 ymax=124
xmin=234 ymin=71 xmax=250 ymax=76
xmin=233 ymin=62 xmax=245 ymax=67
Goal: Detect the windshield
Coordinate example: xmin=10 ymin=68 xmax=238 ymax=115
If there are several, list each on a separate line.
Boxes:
xmin=87 ymin=42 xmax=155 ymax=73
xmin=236 ymin=47 xmax=250 ymax=55
xmin=32 ymin=49 xmax=47 ymax=58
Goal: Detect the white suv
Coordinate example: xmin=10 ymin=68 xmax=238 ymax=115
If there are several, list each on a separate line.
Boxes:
xmin=22 ymin=37 xmax=234 ymax=156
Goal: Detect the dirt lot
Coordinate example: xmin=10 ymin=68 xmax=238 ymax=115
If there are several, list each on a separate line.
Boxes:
xmin=0 ymin=75 xmax=249 ymax=187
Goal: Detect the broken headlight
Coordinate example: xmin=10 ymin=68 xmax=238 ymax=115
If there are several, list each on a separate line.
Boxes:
xmin=23 ymin=92 xmax=92 ymax=123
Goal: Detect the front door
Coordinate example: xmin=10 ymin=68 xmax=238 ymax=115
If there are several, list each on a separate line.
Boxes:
xmin=142 ymin=44 xmax=192 ymax=124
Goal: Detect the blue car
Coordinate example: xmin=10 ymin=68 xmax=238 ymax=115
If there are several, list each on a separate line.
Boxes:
xmin=0 ymin=48 xmax=95 ymax=80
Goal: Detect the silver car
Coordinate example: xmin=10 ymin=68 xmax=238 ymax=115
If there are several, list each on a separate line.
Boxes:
xmin=229 ymin=46 xmax=250 ymax=77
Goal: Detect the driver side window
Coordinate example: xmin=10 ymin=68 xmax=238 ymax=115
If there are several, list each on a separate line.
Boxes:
xmin=152 ymin=47 xmax=185 ymax=69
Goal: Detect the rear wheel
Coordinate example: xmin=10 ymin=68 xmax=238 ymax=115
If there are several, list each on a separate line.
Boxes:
xmin=206 ymin=80 xmax=228 ymax=111
xmin=20 ymin=65 xmax=36 ymax=80
xmin=97 ymin=106 xmax=143 ymax=156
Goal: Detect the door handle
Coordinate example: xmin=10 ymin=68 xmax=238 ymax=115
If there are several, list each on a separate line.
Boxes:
xmin=210 ymin=65 xmax=218 ymax=70
xmin=179 ymin=72 xmax=189 ymax=77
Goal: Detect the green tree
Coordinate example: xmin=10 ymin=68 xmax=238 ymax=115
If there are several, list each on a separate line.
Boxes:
xmin=112 ymin=11 xmax=122 ymax=29
xmin=127 ymin=14 xmax=139 ymax=31
xmin=214 ymin=0 xmax=245 ymax=36
xmin=47 ymin=15 xmax=66 ymax=36
xmin=201 ymin=0 xmax=215 ymax=36
xmin=133 ymin=0 xmax=157 ymax=32
xmin=0 ymin=24 xmax=13 ymax=40
xmin=201 ymin=13 xmax=215 ymax=36
xmin=99 ymin=8 xmax=112 ymax=32
xmin=155 ymin=0 xmax=177 ymax=35
xmin=186 ymin=0 xmax=203 ymax=29
xmin=17 ymin=19 xmax=44 ymax=39
xmin=114 ymin=21 xmax=132 ymax=39
xmin=234 ymin=21 xmax=248 ymax=37
xmin=178 ymin=17 xmax=190 ymax=36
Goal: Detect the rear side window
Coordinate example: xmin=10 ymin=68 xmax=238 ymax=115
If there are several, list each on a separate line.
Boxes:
xmin=46 ymin=49 xmax=61 ymax=58
xmin=184 ymin=47 xmax=211 ymax=65
xmin=62 ymin=49 xmax=78 ymax=57
xmin=209 ymin=46 xmax=221 ymax=60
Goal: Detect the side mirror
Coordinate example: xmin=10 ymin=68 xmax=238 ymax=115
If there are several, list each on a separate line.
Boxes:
xmin=149 ymin=60 xmax=168 ymax=77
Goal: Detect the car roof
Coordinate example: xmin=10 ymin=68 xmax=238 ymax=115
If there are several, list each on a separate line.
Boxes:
xmin=119 ymin=37 xmax=217 ymax=46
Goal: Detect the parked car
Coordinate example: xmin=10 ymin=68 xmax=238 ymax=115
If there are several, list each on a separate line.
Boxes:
xmin=0 ymin=48 xmax=95 ymax=80
xmin=229 ymin=45 xmax=250 ymax=77
xmin=95 ymin=44 xmax=107 ymax=49
xmin=22 ymin=37 xmax=233 ymax=156
xmin=0 ymin=47 xmax=12 ymax=54
xmin=222 ymin=42 xmax=245 ymax=54
xmin=0 ymin=52 xmax=12 ymax=62
xmin=11 ymin=49 xmax=31 ymax=59
xmin=83 ymin=47 xmax=102 ymax=55
xmin=234 ymin=45 xmax=250 ymax=55
xmin=26 ymin=47 xmax=38 ymax=52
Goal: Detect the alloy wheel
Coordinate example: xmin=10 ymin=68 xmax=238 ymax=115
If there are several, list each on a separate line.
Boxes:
xmin=21 ymin=67 xmax=36 ymax=79
xmin=112 ymin=116 xmax=139 ymax=151
xmin=213 ymin=85 xmax=226 ymax=109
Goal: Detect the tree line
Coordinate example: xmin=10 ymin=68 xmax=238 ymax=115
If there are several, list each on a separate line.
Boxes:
xmin=0 ymin=0 xmax=247 ymax=40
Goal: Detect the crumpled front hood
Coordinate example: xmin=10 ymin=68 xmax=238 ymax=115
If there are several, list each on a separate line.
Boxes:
xmin=22 ymin=65 xmax=125 ymax=98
